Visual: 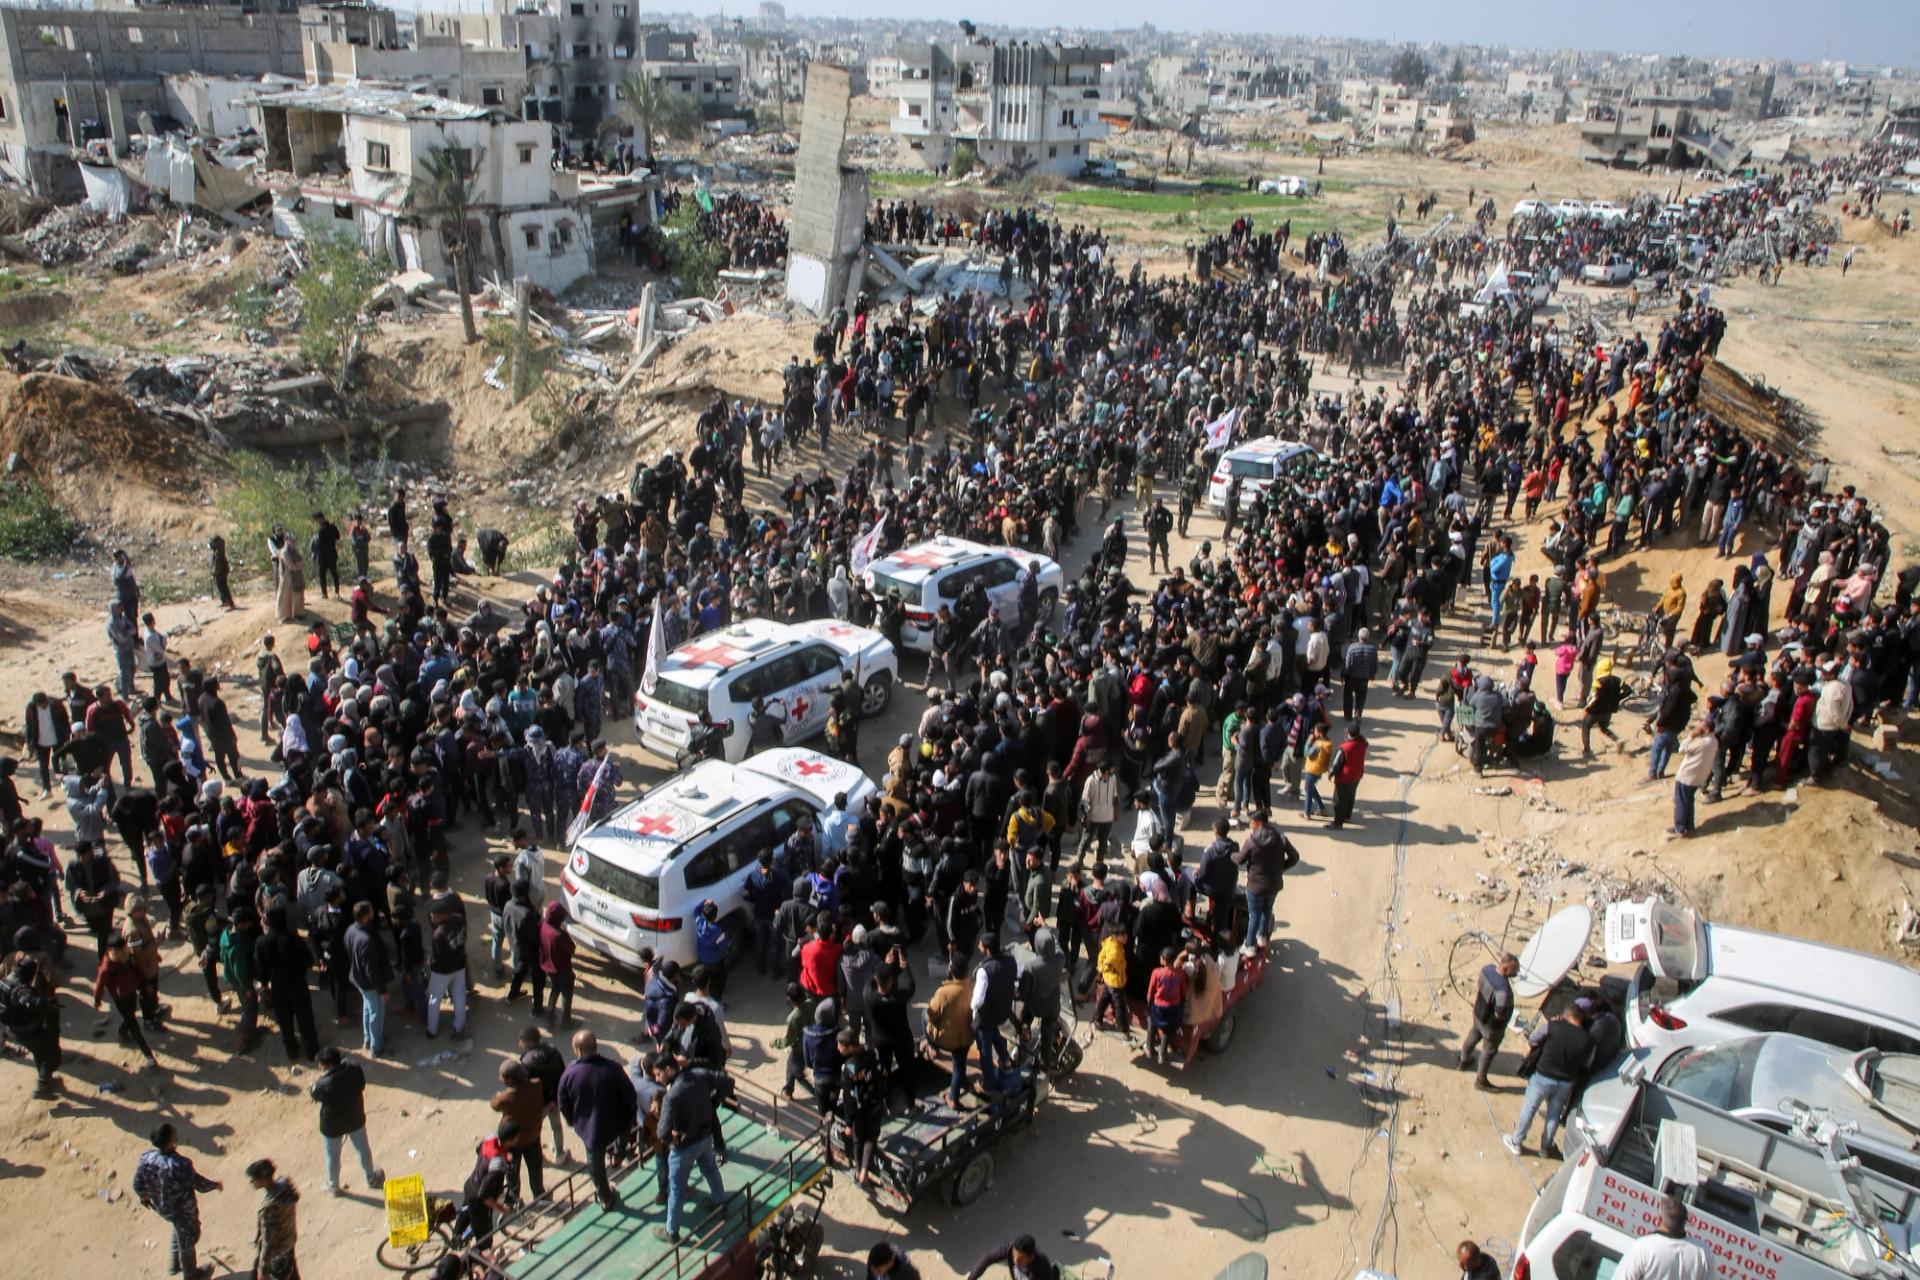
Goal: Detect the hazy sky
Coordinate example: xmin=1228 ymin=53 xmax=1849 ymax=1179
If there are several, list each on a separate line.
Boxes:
xmin=780 ymin=0 xmax=1916 ymax=68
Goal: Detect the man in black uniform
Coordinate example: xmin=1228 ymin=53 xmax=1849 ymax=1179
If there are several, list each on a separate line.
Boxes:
xmin=1145 ymin=499 xmax=1174 ymax=574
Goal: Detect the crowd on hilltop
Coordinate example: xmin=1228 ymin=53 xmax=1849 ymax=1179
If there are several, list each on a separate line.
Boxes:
xmin=1 ymin=144 xmax=1912 ymax=1278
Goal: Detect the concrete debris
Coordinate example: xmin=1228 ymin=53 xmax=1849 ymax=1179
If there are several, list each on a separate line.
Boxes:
xmin=1486 ymin=833 xmax=1664 ymax=909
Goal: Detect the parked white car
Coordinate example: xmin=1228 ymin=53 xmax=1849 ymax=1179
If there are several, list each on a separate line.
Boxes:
xmin=1603 ymin=897 xmax=1920 ymax=1056
xmin=863 ymin=537 xmax=1063 ymax=653
xmin=1512 ymin=198 xmax=1551 ymax=219
xmin=1586 ymin=200 xmax=1627 ymax=223
xmin=1259 ymin=175 xmax=1310 ymax=197
xmin=1553 ymin=198 xmax=1588 ymax=220
xmin=1581 ymin=254 xmax=1636 ymax=285
xmin=562 ymin=748 xmax=876 ymax=969
xmin=632 ymin=617 xmax=897 ymax=763
xmin=1205 ymin=437 xmax=1319 ymax=510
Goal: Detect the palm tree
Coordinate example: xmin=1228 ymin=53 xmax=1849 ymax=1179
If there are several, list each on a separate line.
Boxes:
xmin=410 ymin=143 xmax=483 ymax=345
xmin=601 ymin=69 xmax=701 ymax=166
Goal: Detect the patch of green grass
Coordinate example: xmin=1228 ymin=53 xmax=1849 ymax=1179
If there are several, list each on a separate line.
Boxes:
xmin=0 ymin=475 xmax=81 ymax=560
xmin=504 ymin=510 xmax=575 ymax=575
xmin=216 ymin=451 xmax=370 ymax=581
xmin=1052 ymin=185 xmax=1318 ymax=216
xmin=869 ymin=169 xmax=941 ymax=192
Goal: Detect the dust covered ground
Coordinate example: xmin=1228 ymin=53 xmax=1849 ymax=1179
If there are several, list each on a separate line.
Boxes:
xmin=1 ymin=122 xmax=1919 ymax=1280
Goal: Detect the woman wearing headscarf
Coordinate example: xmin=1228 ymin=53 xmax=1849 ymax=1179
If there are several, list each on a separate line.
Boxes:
xmin=1689 ymin=579 xmax=1727 ymax=651
xmin=1748 ymin=553 xmax=1775 ymax=633
xmin=1720 ymin=567 xmax=1751 ymax=656
xmin=1802 ymin=551 xmax=1838 ymax=633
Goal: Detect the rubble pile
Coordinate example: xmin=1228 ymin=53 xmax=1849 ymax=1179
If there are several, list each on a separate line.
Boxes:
xmin=21 ymin=206 xmax=113 ymax=266
xmin=18 ymin=204 xmax=254 ymax=273
xmin=1479 ymin=832 xmax=1667 ymax=910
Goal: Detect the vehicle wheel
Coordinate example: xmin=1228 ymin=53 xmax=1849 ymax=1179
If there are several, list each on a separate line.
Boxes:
xmin=1038 ymin=588 xmax=1058 ymax=621
xmin=859 ymin=671 xmax=893 ymax=717
xmin=1202 ymin=1010 xmax=1239 ymax=1056
xmin=947 ymin=1151 xmax=994 ymax=1207
xmin=1055 ymin=1038 xmax=1084 ymax=1079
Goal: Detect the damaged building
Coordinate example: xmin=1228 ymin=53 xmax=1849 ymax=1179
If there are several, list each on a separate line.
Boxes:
xmin=247 ymin=84 xmax=652 ymax=296
xmin=886 ymin=35 xmax=1113 ymax=177
xmin=0 ymin=2 xmax=306 ymax=197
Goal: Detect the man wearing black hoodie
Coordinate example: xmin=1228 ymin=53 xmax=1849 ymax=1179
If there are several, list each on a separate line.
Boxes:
xmin=1231 ymin=809 xmax=1296 ymax=956
xmin=256 ymin=904 xmax=320 ymax=1063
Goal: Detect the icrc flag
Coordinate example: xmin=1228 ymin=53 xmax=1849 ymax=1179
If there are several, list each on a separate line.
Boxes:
xmin=850 ymin=512 xmax=887 ymax=577
xmin=1202 ymin=406 xmax=1240 ymax=452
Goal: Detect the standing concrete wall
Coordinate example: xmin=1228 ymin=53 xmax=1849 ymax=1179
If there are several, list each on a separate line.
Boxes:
xmin=784 ymin=61 xmax=866 ymax=317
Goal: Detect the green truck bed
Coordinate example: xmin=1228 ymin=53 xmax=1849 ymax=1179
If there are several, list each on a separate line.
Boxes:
xmin=507 ymin=1105 xmax=828 ymax=1280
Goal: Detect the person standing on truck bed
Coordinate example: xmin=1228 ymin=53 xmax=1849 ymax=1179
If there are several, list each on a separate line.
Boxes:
xmin=1614 ymin=1195 xmax=1712 ymax=1280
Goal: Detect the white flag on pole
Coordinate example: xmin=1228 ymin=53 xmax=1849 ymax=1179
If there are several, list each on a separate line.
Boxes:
xmin=641 ymin=593 xmax=665 ymax=696
xmin=849 ymin=512 xmax=887 ymax=578
xmin=1202 ymin=406 xmax=1240 ymax=452
xmin=566 ymin=755 xmax=611 ymax=848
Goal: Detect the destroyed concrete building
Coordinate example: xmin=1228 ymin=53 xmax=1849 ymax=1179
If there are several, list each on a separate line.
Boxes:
xmin=303 ymin=9 xmax=526 ymax=112
xmin=886 ymin=35 xmax=1113 ymax=176
xmin=785 ymin=61 xmax=865 ymax=318
xmin=414 ymin=2 xmax=740 ymax=144
xmin=246 ymin=84 xmax=651 ymax=295
xmin=0 ymin=2 xmax=306 ymax=196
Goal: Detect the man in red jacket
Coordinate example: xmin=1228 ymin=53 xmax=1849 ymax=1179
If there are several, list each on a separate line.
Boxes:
xmin=1330 ymin=725 xmax=1369 ymax=830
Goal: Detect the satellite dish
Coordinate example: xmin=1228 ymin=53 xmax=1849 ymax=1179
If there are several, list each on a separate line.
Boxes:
xmin=1512 ymin=904 xmax=1593 ymax=1000
xmin=1214 ymin=1255 xmax=1269 ymax=1280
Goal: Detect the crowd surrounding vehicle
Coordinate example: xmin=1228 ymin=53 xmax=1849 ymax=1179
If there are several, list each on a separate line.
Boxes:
xmin=632 ymin=617 xmax=898 ymax=762
xmin=1204 ymin=437 xmax=1320 ymax=509
xmin=562 ymin=748 xmax=877 ymax=969
xmin=862 ymin=537 xmax=1063 ymax=652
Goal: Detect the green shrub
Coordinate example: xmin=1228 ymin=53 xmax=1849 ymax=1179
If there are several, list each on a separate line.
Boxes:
xmin=0 ymin=474 xmax=80 ymax=560
xmin=216 ymin=451 xmax=369 ymax=579
xmin=661 ymin=206 xmax=728 ymax=298
xmin=948 ymin=143 xmax=978 ymax=181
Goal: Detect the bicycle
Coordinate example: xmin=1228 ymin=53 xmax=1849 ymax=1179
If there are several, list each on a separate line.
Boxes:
xmin=375 ymin=1220 xmax=464 ymax=1278
xmin=1601 ymin=606 xmax=1664 ymax=666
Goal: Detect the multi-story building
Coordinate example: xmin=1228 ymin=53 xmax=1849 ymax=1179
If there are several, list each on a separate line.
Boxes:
xmin=247 ymin=82 xmax=649 ymax=294
xmin=0 ymin=2 xmax=306 ymax=196
xmin=414 ymin=2 xmax=739 ymax=142
xmin=304 ymin=12 xmax=525 ymax=111
xmin=886 ymin=36 xmax=1112 ymax=177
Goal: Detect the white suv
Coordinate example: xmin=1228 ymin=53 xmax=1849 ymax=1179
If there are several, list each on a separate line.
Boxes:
xmin=632 ymin=617 xmax=898 ymax=763
xmin=1603 ymin=898 xmax=1920 ymax=1057
xmin=561 ymin=747 xmax=877 ymax=969
xmin=862 ymin=537 xmax=1063 ymax=653
xmin=1205 ymin=438 xmax=1319 ymax=510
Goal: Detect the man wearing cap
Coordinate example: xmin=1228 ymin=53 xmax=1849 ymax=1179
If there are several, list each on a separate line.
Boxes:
xmin=1809 ymin=661 xmax=1854 ymax=783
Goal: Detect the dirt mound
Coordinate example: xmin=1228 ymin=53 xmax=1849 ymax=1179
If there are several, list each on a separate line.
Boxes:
xmin=638 ymin=312 xmax=812 ymax=407
xmin=358 ymin=316 xmax=559 ymax=472
xmin=0 ymin=371 xmax=213 ymax=529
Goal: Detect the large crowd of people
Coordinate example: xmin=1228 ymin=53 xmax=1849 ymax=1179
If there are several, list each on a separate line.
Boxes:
xmin=1 ymin=143 xmax=1913 ymax=1279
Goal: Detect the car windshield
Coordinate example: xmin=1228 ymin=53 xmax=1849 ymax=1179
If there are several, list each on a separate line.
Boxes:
xmin=1228 ymin=457 xmax=1274 ymax=479
xmin=1656 ymin=1039 xmax=1762 ymax=1111
xmin=574 ymin=847 xmax=659 ymax=910
xmin=648 ymin=676 xmax=707 ymax=716
xmin=868 ymin=569 xmax=924 ymax=603
xmin=1647 ymin=899 xmax=1702 ymax=977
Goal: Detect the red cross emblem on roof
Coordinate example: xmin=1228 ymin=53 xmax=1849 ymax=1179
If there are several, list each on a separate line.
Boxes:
xmin=676 ymin=640 xmax=745 ymax=668
xmin=632 ymin=813 xmax=678 ymax=837
xmin=890 ymin=547 xmax=951 ymax=568
xmin=792 ymin=758 xmax=830 ymax=777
